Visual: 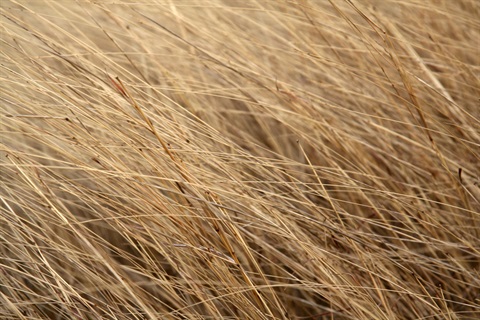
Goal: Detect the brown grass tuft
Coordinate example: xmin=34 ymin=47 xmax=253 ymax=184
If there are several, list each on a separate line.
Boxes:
xmin=1 ymin=1 xmax=479 ymax=319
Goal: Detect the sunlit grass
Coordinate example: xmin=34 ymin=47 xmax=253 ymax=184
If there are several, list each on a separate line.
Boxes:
xmin=1 ymin=1 xmax=479 ymax=319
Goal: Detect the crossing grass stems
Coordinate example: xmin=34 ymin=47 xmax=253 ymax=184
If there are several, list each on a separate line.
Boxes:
xmin=1 ymin=1 xmax=479 ymax=319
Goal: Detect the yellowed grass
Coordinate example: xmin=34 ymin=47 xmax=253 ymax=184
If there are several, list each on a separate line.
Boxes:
xmin=1 ymin=1 xmax=479 ymax=319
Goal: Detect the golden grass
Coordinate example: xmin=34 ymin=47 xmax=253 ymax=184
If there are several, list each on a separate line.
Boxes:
xmin=1 ymin=1 xmax=479 ymax=319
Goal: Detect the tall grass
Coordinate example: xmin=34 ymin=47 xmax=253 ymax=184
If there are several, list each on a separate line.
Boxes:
xmin=1 ymin=1 xmax=479 ymax=319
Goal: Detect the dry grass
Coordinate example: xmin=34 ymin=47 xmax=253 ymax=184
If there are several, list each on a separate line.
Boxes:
xmin=1 ymin=1 xmax=479 ymax=319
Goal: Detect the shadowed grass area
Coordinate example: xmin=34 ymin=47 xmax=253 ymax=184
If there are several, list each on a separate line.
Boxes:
xmin=1 ymin=1 xmax=479 ymax=319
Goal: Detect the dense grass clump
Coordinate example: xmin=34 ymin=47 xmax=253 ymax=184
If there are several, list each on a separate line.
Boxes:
xmin=1 ymin=1 xmax=479 ymax=319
